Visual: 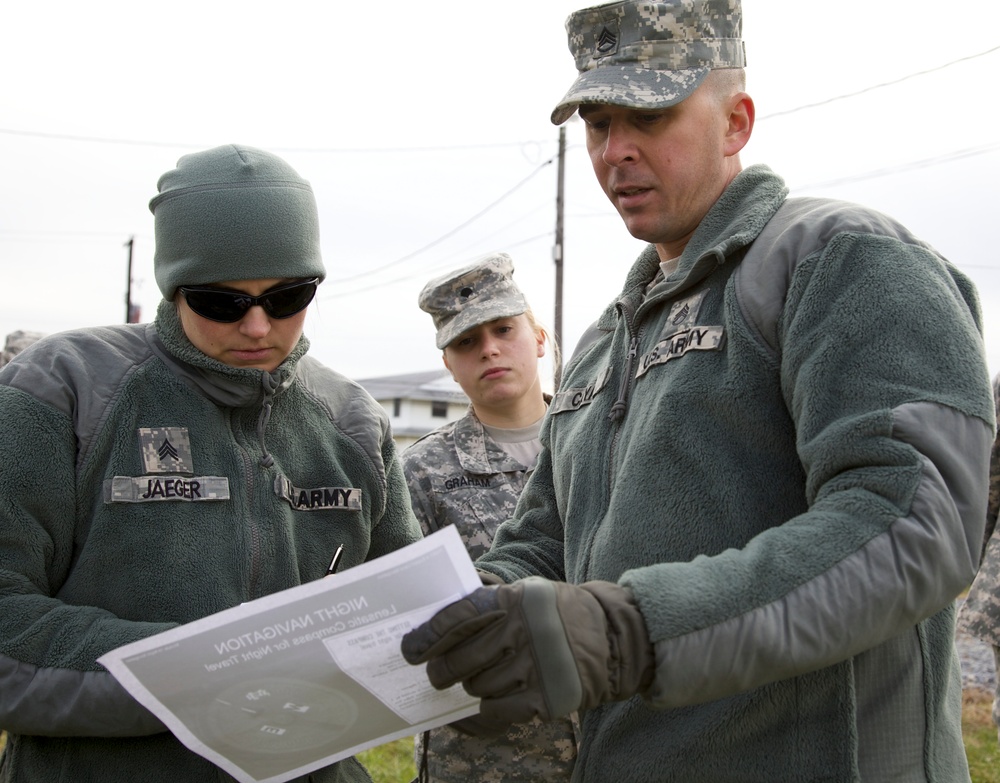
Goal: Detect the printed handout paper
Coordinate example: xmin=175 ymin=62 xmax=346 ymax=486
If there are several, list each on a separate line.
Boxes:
xmin=99 ymin=527 xmax=481 ymax=783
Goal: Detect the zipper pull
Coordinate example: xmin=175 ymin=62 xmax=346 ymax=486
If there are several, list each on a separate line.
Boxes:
xmin=608 ymin=336 xmax=639 ymax=422
xmin=257 ymin=373 xmax=277 ymax=467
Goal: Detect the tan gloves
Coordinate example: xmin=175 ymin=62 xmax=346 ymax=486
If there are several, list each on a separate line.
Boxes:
xmin=401 ymin=577 xmax=655 ymax=733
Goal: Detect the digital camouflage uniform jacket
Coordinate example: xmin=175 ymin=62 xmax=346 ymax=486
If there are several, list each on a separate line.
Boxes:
xmin=0 ymin=301 xmax=422 ymax=783
xmin=402 ymin=407 xmax=577 ymax=782
xmin=958 ymin=373 xmax=1000 ymax=731
xmin=477 ymin=165 xmax=995 ymax=783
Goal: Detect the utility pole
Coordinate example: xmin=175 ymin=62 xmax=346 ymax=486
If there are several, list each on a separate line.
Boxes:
xmin=124 ymin=236 xmax=138 ymax=323
xmin=553 ymin=125 xmax=566 ymax=389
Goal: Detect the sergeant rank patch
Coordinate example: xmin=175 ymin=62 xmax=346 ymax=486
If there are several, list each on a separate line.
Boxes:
xmin=138 ymin=427 xmax=194 ymax=474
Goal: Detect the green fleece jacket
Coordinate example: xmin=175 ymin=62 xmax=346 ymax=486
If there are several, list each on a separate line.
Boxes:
xmin=0 ymin=301 xmax=421 ymax=782
xmin=477 ymin=166 xmax=995 ymax=782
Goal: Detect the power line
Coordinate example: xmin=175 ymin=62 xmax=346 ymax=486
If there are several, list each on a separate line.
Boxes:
xmin=790 ymin=142 xmax=1000 ymax=191
xmin=323 ymin=138 xmax=1000 ymax=299
xmin=407 ymin=199 xmax=556 ymax=269
xmin=0 ymin=228 xmax=133 ymax=237
xmin=317 ymin=233 xmax=554 ymax=300
xmin=5 ymin=137 xmax=995 ymax=262
xmin=2 ymin=44 xmax=995 ymax=152
xmin=322 ymin=155 xmax=557 ymax=286
xmin=0 ymin=128 xmax=197 ymax=149
xmin=3 ymin=44 xmax=996 ymax=285
xmin=0 ymin=125 xmax=556 ymax=155
xmin=758 ymin=45 xmax=1000 ymax=121
xmin=0 ymin=230 xmax=138 ymax=243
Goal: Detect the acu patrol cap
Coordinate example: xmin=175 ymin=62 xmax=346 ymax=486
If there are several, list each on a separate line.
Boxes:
xmin=419 ymin=254 xmax=529 ymax=350
xmin=551 ymin=0 xmax=746 ymax=125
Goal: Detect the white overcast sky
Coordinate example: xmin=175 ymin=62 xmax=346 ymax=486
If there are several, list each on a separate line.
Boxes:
xmin=2 ymin=1 xmax=999 ymax=387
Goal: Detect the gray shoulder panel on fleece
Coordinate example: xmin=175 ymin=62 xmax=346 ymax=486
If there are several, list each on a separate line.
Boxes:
xmin=645 ymin=401 xmax=991 ymax=708
xmin=295 ymin=356 xmax=391 ymax=484
xmin=0 ymin=325 xmax=154 ymax=468
xmin=734 ymin=197 xmax=938 ymax=359
xmin=0 ymin=653 xmax=165 ymax=737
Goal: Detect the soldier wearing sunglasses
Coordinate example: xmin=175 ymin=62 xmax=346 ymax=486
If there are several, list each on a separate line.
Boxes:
xmin=0 ymin=144 xmax=422 ymax=782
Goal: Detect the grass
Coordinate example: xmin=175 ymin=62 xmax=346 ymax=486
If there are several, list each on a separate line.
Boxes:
xmin=2 ymin=696 xmax=998 ymax=782
xmin=965 ymin=689 xmax=1000 ymax=783
xmin=356 ymin=737 xmax=415 ymax=782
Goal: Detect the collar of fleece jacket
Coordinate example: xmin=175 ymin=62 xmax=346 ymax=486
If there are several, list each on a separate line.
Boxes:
xmin=594 ymin=164 xmax=788 ymax=332
xmin=151 ymin=298 xmax=309 ymax=409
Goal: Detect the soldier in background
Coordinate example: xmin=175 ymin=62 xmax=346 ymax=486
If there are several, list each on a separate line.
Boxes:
xmin=959 ymin=373 xmax=1000 ymax=742
xmin=402 ymin=254 xmax=576 ymax=782
xmin=0 ymin=330 xmax=44 ymax=368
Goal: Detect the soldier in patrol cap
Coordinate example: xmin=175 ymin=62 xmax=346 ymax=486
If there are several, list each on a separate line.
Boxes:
xmin=419 ymin=254 xmax=530 ymax=351
xmin=402 ymin=253 xmax=576 ymax=782
xmin=402 ymin=1 xmax=993 ymax=781
xmin=0 ymin=144 xmax=422 ymax=782
xmin=960 ymin=373 xmax=1000 ymax=743
xmin=0 ymin=329 xmax=44 ymax=368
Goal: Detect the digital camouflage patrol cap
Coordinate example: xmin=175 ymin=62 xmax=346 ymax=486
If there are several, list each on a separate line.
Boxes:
xmin=551 ymin=0 xmax=745 ymax=125
xmin=419 ymin=254 xmax=529 ymax=350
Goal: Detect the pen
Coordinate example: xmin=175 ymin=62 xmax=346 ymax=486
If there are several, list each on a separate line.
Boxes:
xmin=325 ymin=545 xmax=345 ymax=577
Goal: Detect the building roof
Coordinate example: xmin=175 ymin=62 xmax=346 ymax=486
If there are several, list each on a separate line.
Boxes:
xmin=356 ymin=369 xmax=469 ymax=404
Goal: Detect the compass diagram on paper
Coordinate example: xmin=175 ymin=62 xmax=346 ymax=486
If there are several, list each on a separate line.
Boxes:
xmin=202 ymin=678 xmax=359 ymax=755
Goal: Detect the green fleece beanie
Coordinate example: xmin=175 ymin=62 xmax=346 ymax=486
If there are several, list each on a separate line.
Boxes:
xmin=150 ymin=144 xmax=326 ymax=300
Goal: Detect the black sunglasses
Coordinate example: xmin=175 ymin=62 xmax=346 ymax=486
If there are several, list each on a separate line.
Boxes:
xmin=179 ymin=278 xmax=319 ymax=323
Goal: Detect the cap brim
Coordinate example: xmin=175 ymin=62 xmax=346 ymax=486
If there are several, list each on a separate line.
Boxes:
xmin=551 ymin=66 xmax=710 ymax=125
xmin=436 ymin=301 xmax=527 ymax=350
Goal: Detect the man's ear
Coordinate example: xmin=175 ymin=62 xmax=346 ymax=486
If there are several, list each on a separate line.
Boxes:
xmin=724 ymin=93 xmax=754 ymax=157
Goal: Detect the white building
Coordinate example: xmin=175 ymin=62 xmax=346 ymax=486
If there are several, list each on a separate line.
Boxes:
xmin=356 ymin=369 xmax=469 ymax=450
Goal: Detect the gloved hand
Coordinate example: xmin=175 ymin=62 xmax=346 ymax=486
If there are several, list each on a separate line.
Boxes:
xmin=401 ymin=576 xmax=654 ymax=732
xmin=476 ymin=569 xmax=507 ymax=587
